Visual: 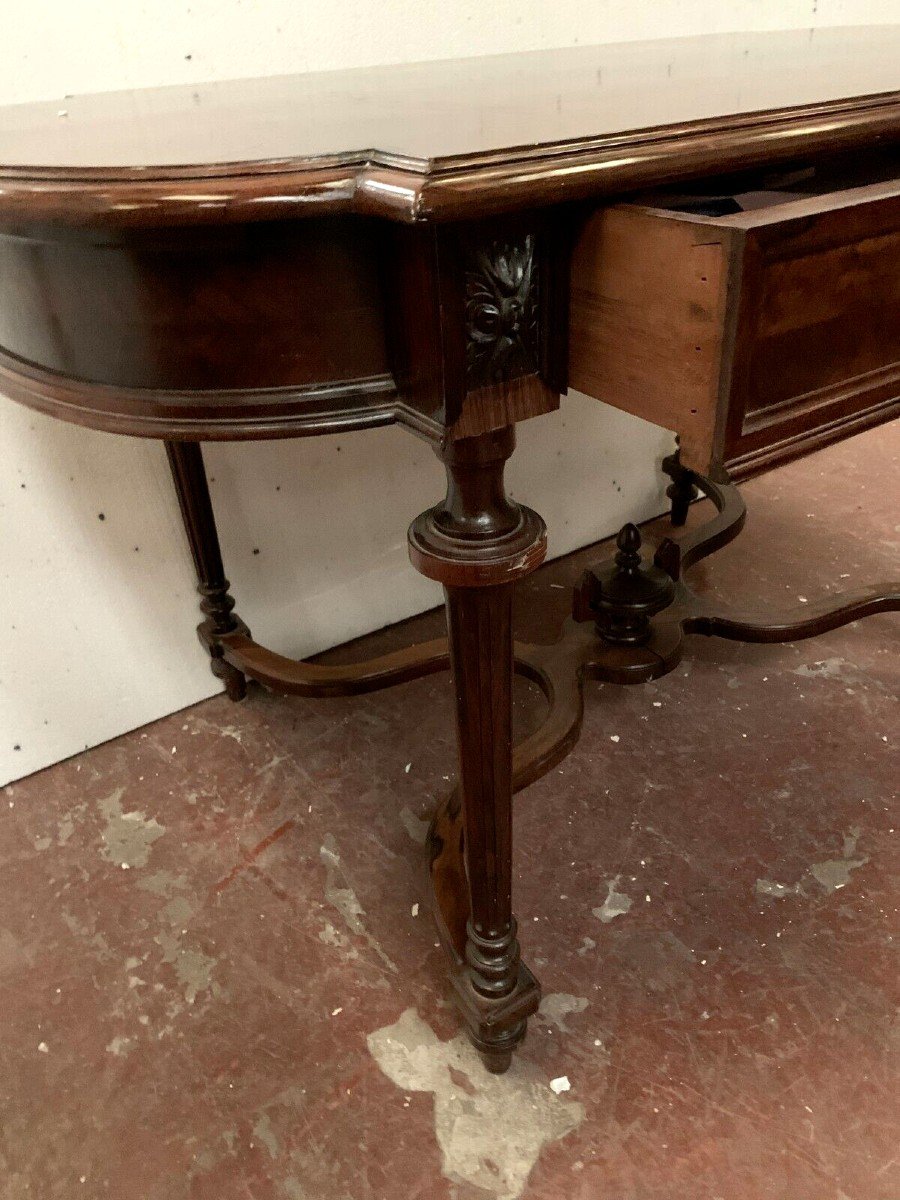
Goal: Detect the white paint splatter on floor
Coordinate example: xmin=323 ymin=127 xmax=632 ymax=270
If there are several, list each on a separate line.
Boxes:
xmin=756 ymin=825 xmax=869 ymax=899
xmin=368 ymin=1007 xmax=583 ymax=1200
xmin=398 ymin=805 xmax=429 ymax=845
xmin=97 ymin=787 xmax=165 ymax=868
xmin=593 ymin=876 xmax=633 ymax=923
xmin=536 ymin=992 xmax=588 ymax=1034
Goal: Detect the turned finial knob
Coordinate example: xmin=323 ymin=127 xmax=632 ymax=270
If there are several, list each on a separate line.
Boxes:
xmin=572 ymin=520 xmax=675 ymax=643
xmin=615 ymin=523 xmax=642 ymax=572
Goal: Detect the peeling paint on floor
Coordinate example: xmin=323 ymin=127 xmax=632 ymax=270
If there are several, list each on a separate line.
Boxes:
xmin=368 ymin=1008 xmax=584 ymax=1199
xmin=252 ymin=1110 xmax=279 ymax=1160
xmin=808 ymin=826 xmax=870 ymax=893
xmin=756 ymin=877 xmax=803 ymax=899
xmin=398 ymin=805 xmax=429 ymax=845
xmin=593 ymin=876 xmax=633 ymax=923
xmin=97 ymin=787 xmax=165 ymax=868
xmin=536 ymin=992 xmax=589 ymax=1034
xmin=154 ymin=929 xmax=217 ymax=1005
xmin=757 ymin=825 xmax=871 ymax=899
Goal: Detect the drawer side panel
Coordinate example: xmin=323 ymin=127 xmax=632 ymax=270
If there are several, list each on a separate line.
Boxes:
xmin=568 ymin=206 xmax=733 ymax=474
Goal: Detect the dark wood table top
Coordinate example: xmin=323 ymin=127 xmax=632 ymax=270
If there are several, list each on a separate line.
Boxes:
xmin=1 ymin=27 xmax=899 ymax=225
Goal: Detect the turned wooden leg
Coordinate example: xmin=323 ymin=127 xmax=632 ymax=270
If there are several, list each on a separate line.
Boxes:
xmin=165 ymin=440 xmax=248 ymax=701
xmin=662 ymin=443 xmax=699 ymax=527
xmin=409 ymin=427 xmax=546 ymax=1073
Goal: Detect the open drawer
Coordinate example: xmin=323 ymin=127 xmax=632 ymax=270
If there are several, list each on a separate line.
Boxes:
xmin=568 ymin=176 xmax=900 ymax=477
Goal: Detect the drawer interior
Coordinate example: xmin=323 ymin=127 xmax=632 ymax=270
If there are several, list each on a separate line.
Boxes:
xmin=568 ymin=157 xmax=900 ymax=477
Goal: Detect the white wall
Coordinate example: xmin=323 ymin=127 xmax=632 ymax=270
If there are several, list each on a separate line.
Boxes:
xmin=1 ymin=2 xmax=896 ymax=784
xmin=2 ymin=1 xmax=895 ymax=106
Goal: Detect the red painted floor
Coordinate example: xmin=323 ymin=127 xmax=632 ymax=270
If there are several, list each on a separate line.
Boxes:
xmin=1 ymin=425 xmax=897 ymax=1200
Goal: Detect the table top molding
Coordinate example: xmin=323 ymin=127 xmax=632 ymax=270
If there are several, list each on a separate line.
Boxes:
xmin=1 ymin=92 xmax=898 ymax=227
xmin=0 ymin=346 xmax=432 ymax=441
xmin=1 ymin=28 xmax=899 ymax=225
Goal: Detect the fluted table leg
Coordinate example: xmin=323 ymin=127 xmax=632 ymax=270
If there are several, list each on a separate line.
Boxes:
xmin=409 ymin=426 xmax=546 ymax=1072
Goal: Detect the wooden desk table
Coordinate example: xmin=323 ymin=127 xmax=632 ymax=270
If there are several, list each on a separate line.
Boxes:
xmin=1 ymin=28 xmax=898 ymax=1072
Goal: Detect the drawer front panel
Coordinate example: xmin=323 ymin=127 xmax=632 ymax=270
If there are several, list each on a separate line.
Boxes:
xmin=727 ymin=185 xmax=900 ymax=465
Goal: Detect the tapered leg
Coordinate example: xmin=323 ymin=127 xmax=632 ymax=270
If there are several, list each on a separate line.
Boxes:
xmin=409 ymin=427 xmax=546 ymax=1072
xmin=446 ymin=583 xmax=526 ymax=1070
xmin=165 ymin=440 xmax=248 ymax=701
xmin=662 ymin=443 xmax=699 ymax=527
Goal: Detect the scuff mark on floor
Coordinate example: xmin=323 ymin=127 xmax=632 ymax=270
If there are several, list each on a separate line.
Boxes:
xmin=282 ymin=1180 xmax=308 ymax=1200
xmin=368 ymin=1008 xmax=583 ymax=1200
xmin=138 ymin=870 xmax=195 ymax=926
xmin=212 ymin=819 xmax=296 ymax=895
xmin=217 ymin=724 xmax=244 ymax=744
xmin=616 ymin=930 xmax=698 ymax=997
xmin=317 ymin=919 xmax=360 ymax=957
xmin=593 ymin=876 xmax=633 ymax=923
xmin=0 ymin=928 xmax=36 ymax=972
xmin=320 ymin=834 xmax=397 ymax=973
xmin=105 ymin=1035 xmax=134 ymax=1057
xmin=97 ymin=787 xmax=165 ymax=868
xmin=139 ymin=870 xmax=188 ymax=899
xmin=56 ymin=812 xmax=77 ymax=845
xmin=60 ymin=909 xmax=114 ymax=962
xmin=189 ymin=1086 xmax=309 ymax=1190
xmin=791 ymin=656 xmax=869 ymax=687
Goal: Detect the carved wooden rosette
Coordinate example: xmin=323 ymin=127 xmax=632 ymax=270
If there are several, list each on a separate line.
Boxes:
xmin=386 ymin=216 xmax=566 ymax=445
xmin=464 ymin=234 xmax=540 ymax=389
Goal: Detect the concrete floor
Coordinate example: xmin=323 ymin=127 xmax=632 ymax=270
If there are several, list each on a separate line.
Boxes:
xmin=1 ymin=425 xmax=897 ymax=1200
